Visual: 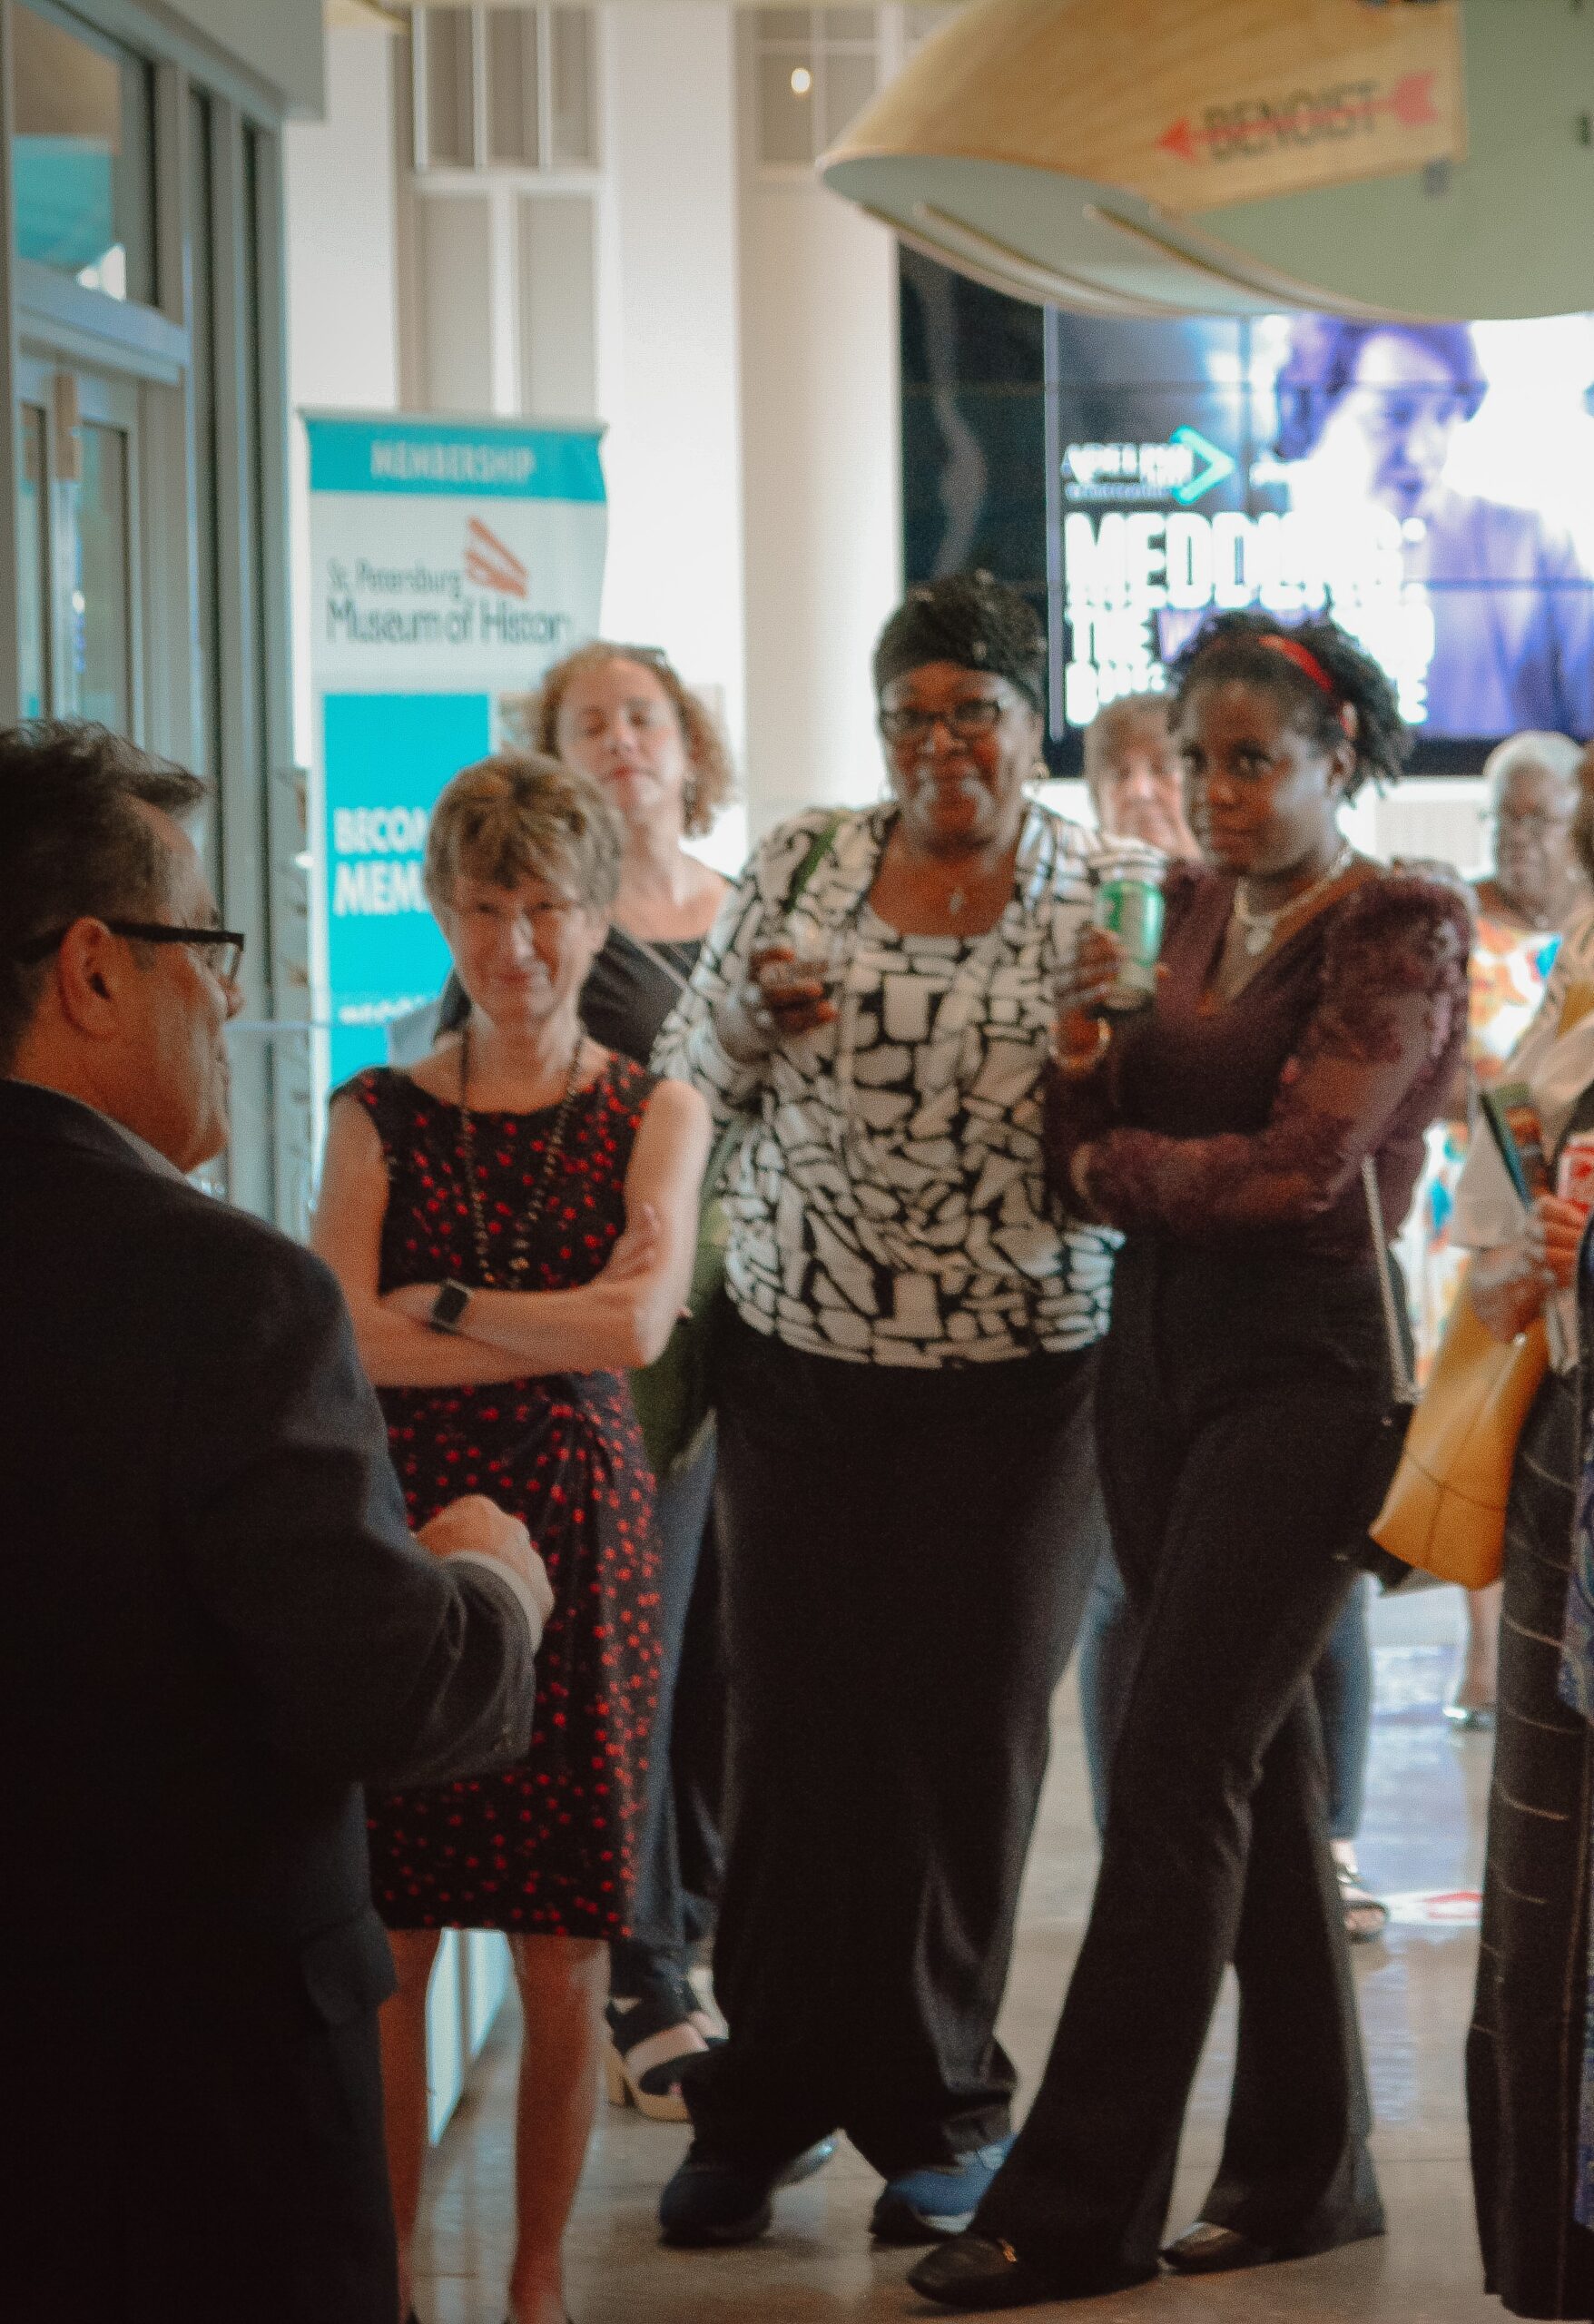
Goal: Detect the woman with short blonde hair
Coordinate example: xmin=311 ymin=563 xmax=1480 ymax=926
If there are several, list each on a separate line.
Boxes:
xmin=313 ymin=747 xmax=711 ymax=2324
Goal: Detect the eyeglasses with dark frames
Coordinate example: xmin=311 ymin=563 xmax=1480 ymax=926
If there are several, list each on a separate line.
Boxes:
xmin=879 ymin=698 xmax=1008 ymax=745
xmin=13 ymin=921 xmax=247 ymax=987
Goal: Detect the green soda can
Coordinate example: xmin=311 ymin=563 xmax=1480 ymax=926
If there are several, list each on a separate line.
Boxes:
xmin=1092 ymin=864 xmax=1165 ymax=1011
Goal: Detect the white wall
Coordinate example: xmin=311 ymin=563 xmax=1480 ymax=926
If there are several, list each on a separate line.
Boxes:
xmin=285 ymin=31 xmax=400 ymax=412
xmin=283 ymin=25 xmax=401 ymax=768
xmin=737 ymin=132 xmax=901 ymax=835
xmin=597 ymin=7 xmax=748 ymax=781
xmin=281 ymin=8 xmax=909 ymax=855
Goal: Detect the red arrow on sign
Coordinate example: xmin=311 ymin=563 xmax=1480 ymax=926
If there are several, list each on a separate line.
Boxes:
xmin=1388 ymin=68 xmax=1441 ymax=128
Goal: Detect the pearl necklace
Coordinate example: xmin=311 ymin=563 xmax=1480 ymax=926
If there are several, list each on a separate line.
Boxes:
xmin=1232 ymin=843 xmax=1354 ymax=959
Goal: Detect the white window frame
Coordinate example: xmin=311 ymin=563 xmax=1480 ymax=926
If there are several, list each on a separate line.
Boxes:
xmin=750 ymin=5 xmax=900 ymax=182
xmin=398 ymin=14 xmax=603 ymax=420
xmin=411 ymin=4 xmax=600 ymax=177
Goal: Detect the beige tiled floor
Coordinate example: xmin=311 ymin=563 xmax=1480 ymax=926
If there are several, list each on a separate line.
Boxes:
xmin=414 ymin=1592 xmax=1501 ymax=2322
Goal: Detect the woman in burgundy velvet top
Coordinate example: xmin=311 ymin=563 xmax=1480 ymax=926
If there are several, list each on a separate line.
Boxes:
xmin=913 ymin=613 xmax=1471 ymax=2314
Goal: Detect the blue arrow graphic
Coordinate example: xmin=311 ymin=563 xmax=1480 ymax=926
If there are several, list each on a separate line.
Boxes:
xmin=1169 ymin=425 xmax=1236 ymax=505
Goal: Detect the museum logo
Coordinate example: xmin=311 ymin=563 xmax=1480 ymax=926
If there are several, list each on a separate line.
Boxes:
xmin=1061 ymin=427 xmax=1235 ymax=507
xmin=463 ymin=517 xmax=529 ymax=599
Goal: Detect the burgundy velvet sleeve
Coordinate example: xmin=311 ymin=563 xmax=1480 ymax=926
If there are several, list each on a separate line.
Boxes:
xmin=1077 ymin=878 xmax=1470 ymax=1239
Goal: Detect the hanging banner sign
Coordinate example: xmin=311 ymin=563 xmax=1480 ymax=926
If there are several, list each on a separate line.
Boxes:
xmin=304 ymin=411 xmax=606 ymax=1084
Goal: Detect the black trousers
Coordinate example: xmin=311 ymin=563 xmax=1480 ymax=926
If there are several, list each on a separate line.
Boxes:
xmin=610 ymin=1433 xmax=723 ymax=1993
xmin=684 ymin=1309 xmax=1107 ymax=2175
xmin=1467 ymin=1368 xmax=1594 ymax=2321
xmin=976 ymin=1240 xmax=1386 ymax=2291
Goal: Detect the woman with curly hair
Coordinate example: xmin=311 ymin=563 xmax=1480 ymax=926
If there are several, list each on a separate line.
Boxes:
xmin=511 ymin=642 xmax=735 ymax=2115
xmin=915 ymin=612 xmax=1471 ymax=2310
xmin=435 ymin=646 xmax=735 ymax=2112
xmin=514 ymin=642 xmax=734 ymax=1049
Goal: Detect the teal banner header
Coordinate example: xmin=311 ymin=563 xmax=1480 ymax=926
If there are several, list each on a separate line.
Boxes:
xmin=305 ymin=416 xmax=605 ymax=502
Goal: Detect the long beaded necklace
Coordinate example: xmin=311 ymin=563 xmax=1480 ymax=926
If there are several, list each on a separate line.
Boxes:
xmin=457 ymin=1021 xmax=585 ymax=1284
xmin=1232 ymin=841 xmax=1354 ymax=959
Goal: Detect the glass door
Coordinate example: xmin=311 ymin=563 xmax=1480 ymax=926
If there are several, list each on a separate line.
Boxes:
xmin=17 ymin=401 xmax=49 ymax=717
xmin=15 ymin=357 xmax=140 ymax=734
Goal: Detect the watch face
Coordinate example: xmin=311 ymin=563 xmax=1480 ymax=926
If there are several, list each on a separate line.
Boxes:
xmin=432 ymin=1282 xmax=470 ymax=1332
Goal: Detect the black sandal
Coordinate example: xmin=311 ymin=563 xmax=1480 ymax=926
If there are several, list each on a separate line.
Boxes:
xmin=1336 ymin=1861 xmax=1390 ymax=1945
xmin=604 ymin=1975 xmax=719 ymax=2122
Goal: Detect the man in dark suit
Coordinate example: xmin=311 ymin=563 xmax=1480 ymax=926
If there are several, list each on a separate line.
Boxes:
xmin=0 ymin=722 xmax=552 ymax=2322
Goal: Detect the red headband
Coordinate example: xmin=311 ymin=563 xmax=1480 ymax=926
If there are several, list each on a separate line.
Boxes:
xmin=1258 ymin=633 xmax=1338 ymax=700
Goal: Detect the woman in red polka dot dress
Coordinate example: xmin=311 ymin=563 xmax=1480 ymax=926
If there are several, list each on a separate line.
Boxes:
xmin=313 ymin=752 xmax=709 ymax=2324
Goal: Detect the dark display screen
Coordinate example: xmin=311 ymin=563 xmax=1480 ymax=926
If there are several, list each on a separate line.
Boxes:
xmin=900 ymin=254 xmax=1594 ymax=772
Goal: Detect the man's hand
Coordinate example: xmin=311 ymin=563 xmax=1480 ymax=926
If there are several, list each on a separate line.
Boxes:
xmin=418 ymin=1495 xmax=555 ymax=1632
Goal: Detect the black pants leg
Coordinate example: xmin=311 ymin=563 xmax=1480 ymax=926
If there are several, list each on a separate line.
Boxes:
xmin=1314 ymin=1580 xmax=1373 ymax=1843
xmin=685 ymin=1314 xmax=1106 ymax=2176
xmin=671 ymin=1502 xmax=725 ymax=1947
xmin=975 ymin=1246 xmax=1384 ymax=2290
xmin=610 ymin=1433 xmax=719 ymax=1996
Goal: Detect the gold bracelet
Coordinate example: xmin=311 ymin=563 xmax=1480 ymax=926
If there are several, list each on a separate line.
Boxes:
xmin=1050 ymin=1019 xmax=1111 ymax=1078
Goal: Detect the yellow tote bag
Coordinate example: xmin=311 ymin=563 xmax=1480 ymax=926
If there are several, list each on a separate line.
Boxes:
xmin=1369 ymin=1263 xmax=1549 ymax=1590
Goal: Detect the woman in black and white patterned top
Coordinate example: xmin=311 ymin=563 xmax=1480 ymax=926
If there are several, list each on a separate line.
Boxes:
xmin=653 ymin=574 xmax=1127 ymax=2253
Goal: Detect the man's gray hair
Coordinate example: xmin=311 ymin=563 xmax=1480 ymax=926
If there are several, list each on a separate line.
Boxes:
xmin=0 ymin=720 xmax=207 ymax=1069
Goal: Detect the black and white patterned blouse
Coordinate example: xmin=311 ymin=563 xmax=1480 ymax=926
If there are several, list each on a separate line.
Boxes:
xmin=653 ymin=801 xmax=1132 ymax=1368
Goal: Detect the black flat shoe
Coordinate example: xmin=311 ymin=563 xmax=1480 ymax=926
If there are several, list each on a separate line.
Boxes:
xmin=1162 ymin=2221 xmax=1276 ymax=2274
xmin=658 ymin=2134 xmax=837 ymax=2247
xmin=908 ymin=2233 xmax=1058 ymax=2310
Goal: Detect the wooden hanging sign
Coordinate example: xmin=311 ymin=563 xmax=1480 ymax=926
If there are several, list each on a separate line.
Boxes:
xmin=832 ymin=0 xmax=1467 ymax=217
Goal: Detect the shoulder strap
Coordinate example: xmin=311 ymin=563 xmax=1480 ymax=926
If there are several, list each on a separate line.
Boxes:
xmin=615 ymin=925 xmax=695 ymax=996
xmin=784 ymin=812 xmax=845 ymax=910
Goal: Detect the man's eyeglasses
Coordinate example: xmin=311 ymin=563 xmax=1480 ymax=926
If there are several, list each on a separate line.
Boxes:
xmin=879 ymin=699 xmax=1007 ymax=745
xmin=14 ymin=920 xmax=247 ymax=987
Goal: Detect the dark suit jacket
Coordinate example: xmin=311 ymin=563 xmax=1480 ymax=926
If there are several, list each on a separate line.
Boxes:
xmin=0 ymin=1078 xmax=537 ymax=2323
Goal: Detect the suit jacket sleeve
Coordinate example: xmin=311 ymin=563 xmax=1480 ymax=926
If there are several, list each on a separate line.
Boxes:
xmin=168 ymin=1224 xmax=537 ymax=1787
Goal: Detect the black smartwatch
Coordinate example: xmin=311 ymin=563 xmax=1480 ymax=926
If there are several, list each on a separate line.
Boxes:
xmin=428 ymin=1281 xmax=472 ymax=1335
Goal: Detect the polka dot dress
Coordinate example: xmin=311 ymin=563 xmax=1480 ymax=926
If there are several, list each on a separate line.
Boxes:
xmin=348 ymin=1058 xmax=663 ymax=1937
